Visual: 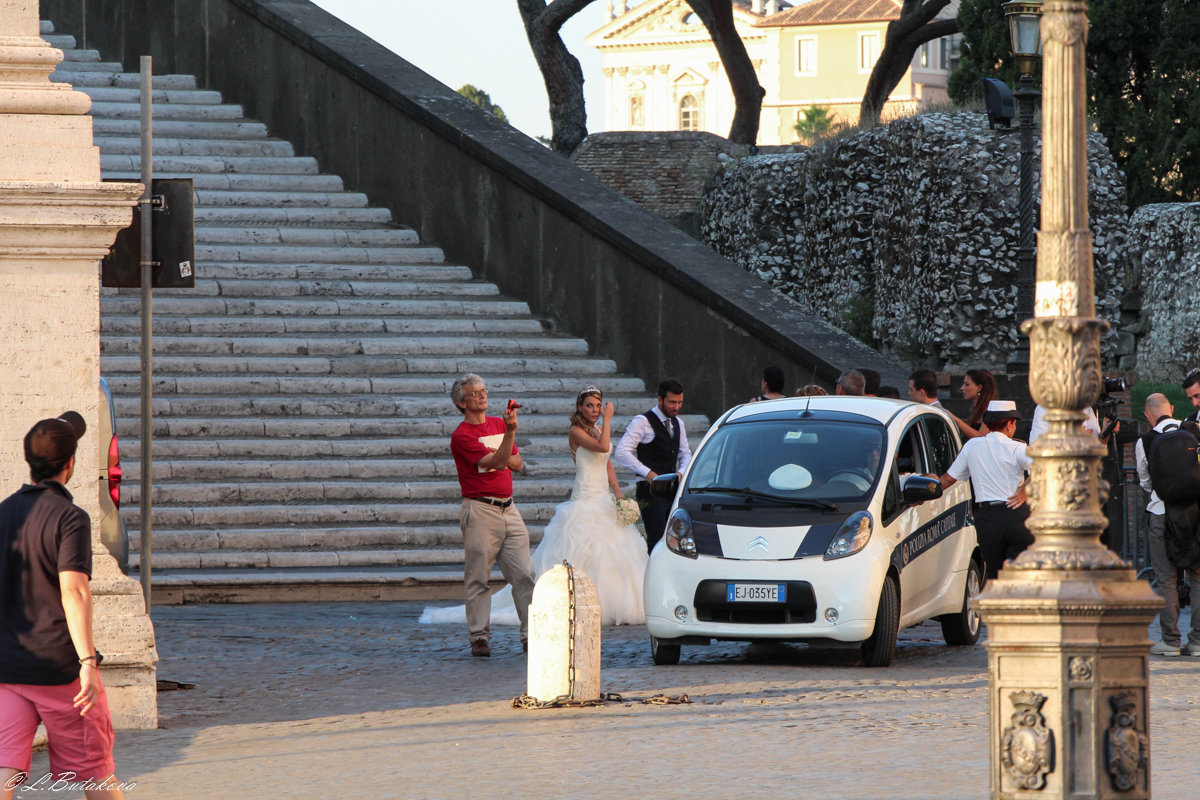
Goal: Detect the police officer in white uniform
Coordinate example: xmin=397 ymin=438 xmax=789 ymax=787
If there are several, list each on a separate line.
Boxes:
xmin=938 ymin=400 xmax=1033 ymax=579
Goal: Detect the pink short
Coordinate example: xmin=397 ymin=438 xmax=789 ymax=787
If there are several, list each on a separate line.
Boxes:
xmin=0 ymin=678 xmax=115 ymax=783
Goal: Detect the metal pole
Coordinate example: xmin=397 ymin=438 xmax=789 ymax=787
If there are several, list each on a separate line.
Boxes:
xmin=1006 ymin=72 xmax=1040 ymax=374
xmin=138 ymin=56 xmax=153 ymax=611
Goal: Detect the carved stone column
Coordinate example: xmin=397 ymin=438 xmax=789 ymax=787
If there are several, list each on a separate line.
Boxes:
xmin=0 ymin=0 xmax=158 ymax=728
xmin=976 ymin=2 xmax=1162 ymax=797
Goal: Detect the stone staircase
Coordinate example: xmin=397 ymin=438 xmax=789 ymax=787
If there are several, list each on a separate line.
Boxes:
xmin=44 ymin=21 xmax=707 ymax=600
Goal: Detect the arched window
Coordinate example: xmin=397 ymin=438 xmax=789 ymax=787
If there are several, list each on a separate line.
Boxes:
xmin=679 ymin=94 xmax=700 ymax=131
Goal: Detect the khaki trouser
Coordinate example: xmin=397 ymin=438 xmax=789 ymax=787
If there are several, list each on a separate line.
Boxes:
xmin=461 ymin=498 xmax=536 ymax=642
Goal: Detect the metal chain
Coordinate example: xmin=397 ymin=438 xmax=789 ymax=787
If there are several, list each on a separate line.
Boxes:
xmin=565 ymin=559 xmax=576 ymax=700
xmin=511 ymin=692 xmax=692 ymax=710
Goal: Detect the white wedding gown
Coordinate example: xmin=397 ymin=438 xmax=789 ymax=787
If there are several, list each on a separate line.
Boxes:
xmin=420 ymin=444 xmax=649 ymax=626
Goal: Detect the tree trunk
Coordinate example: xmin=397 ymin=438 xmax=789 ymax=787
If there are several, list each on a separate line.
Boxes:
xmin=686 ymin=0 xmax=765 ymax=145
xmin=516 ymin=0 xmax=595 ymax=155
xmin=860 ymin=0 xmax=958 ymax=127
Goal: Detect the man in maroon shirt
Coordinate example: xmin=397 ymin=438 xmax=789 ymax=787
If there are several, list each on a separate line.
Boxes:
xmin=449 ymin=374 xmax=536 ymax=657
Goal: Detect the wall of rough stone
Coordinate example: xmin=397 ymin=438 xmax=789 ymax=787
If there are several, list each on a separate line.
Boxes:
xmin=1123 ymin=203 xmax=1200 ymax=382
xmin=701 ymin=112 xmax=1129 ymax=372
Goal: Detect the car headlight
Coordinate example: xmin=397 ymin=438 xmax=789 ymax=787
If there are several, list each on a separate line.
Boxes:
xmin=664 ymin=508 xmax=697 ymax=559
xmin=824 ymin=510 xmax=873 ymax=559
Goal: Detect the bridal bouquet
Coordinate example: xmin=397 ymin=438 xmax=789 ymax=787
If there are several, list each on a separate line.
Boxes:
xmin=615 ymin=497 xmax=641 ymax=526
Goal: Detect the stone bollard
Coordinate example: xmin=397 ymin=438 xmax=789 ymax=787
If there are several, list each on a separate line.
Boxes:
xmin=527 ymin=562 xmax=601 ymax=704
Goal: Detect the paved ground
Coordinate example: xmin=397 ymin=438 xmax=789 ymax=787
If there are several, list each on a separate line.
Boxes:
xmin=23 ymin=602 xmax=1199 ymax=800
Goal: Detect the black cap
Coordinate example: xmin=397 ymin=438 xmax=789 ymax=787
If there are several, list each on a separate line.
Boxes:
xmin=24 ymin=411 xmax=87 ymax=478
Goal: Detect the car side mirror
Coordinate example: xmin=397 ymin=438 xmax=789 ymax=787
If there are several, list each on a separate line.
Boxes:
xmin=650 ymin=473 xmax=680 ymax=498
xmin=901 ymin=475 xmax=942 ymax=505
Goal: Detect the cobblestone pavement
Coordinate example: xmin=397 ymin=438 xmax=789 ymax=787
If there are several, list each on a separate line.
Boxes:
xmin=23 ymin=603 xmax=1198 ymax=800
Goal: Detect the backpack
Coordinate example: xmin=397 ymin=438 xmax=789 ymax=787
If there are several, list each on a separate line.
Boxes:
xmin=1141 ymin=423 xmax=1200 ymax=504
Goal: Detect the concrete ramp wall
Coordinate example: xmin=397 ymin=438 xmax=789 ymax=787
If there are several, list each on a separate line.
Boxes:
xmin=42 ymin=0 xmax=904 ymax=416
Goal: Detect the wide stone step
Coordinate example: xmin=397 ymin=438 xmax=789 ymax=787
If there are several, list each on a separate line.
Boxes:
xmin=111 ymin=396 xmax=681 ymax=423
xmin=57 ymin=47 xmax=100 ymax=63
xmin=99 ymin=296 xmax=529 ymax=318
xmin=191 ymin=189 xmax=369 ymax=208
xmin=51 ymin=72 xmax=197 ymax=89
xmin=104 ymin=278 xmax=496 ymax=299
xmin=126 ymin=526 xmax=512 ymax=554
xmin=80 ymin=86 xmax=224 ymax=105
xmin=194 ymin=226 xmax=418 ymax=246
xmin=95 ymin=136 xmax=293 ymax=157
xmin=101 ymin=154 xmax=318 ymax=174
xmin=194 ymin=243 xmax=441 ymax=264
xmin=121 ymin=454 xmax=580 ymax=481
xmin=41 ymin=34 xmax=78 ymax=49
xmin=101 ymin=334 xmax=588 ymax=357
xmin=119 ymin=500 xmax=559 ymax=528
xmin=100 ymin=315 xmax=548 ymax=336
xmin=88 ymin=101 xmax=246 ymax=121
xmin=103 ymin=373 xmax=645 ymax=398
xmin=48 ymin=60 xmax=124 ymax=73
xmin=123 ymin=477 xmax=576 ymax=506
xmin=111 ymin=262 xmax=470 ymax=282
xmin=92 ymin=118 xmax=270 ymax=139
xmin=191 ymin=206 xmax=393 ymax=225
xmin=128 ymin=547 xmax=477 ymax=571
xmin=104 ymin=171 xmax=345 ymax=193
xmin=100 ymin=354 xmax=618 ymax=376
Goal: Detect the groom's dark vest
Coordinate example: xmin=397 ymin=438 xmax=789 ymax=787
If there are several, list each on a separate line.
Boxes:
xmin=637 ymin=411 xmax=680 ymax=480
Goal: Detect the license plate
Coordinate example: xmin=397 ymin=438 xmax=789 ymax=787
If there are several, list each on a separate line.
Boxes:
xmin=727 ymin=583 xmax=786 ymax=603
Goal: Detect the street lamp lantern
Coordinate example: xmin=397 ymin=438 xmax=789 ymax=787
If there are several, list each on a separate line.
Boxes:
xmin=1003 ymin=0 xmax=1043 ymax=375
xmin=1003 ymin=0 xmax=1043 ymax=74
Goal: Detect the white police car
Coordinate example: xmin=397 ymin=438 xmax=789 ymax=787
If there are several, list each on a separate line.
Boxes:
xmin=644 ymin=396 xmax=982 ymax=667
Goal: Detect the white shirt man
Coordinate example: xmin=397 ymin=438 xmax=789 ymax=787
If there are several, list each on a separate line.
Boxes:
xmin=615 ymin=379 xmax=692 ymax=552
xmin=1028 ymin=404 xmax=1102 ymax=444
xmin=1134 ymin=392 xmax=1200 ymax=656
xmin=939 ymin=400 xmax=1032 ymax=579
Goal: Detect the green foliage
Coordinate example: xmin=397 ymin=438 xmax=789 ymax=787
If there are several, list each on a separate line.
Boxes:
xmin=840 ymin=293 xmax=877 ymax=347
xmin=1130 ymin=382 xmax=1192 ymax=421
xmin=793 ymin=105 xmax=841 ymax=145
xmin=456 ymin=84 xmax=509 ymax=123
xmin=952 ymin=0 xmax=1200 ymax=207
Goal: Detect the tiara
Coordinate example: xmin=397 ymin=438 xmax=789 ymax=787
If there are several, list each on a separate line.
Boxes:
xmin=577 ymin=385 xmax=602 ymax=399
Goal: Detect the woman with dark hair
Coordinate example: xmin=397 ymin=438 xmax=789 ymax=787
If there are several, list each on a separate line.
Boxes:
xmin=750 ymin=365 xmax=786 ymax=402
xmin=422 ymin=386 xmax=648 ymax=627
xmin=950 ymin=369 xmax=997 ymax=439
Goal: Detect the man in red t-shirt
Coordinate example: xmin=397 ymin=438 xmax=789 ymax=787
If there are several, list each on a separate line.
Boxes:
xmin=449 ymin=374 xmax=536 ymax=657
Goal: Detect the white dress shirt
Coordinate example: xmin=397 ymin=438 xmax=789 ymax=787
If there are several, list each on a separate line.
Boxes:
xmin=614 ymin=406 xmax=692 ymax=479
xmin=1135 ymin=416 xmax=1180 ymax=516
xmin=946 ymin=432 xmax=1033 ymax=502
xmin=1028 ymin=404 xmax=1101 ymax=444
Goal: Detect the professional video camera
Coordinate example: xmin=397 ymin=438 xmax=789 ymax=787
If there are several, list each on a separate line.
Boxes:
xmin=1093 ymin=376 xmax=1128 ymax=421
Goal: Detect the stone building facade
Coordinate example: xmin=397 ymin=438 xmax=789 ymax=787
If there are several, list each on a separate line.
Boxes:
xmin=586 ymin=0 xmax=959 ymax=145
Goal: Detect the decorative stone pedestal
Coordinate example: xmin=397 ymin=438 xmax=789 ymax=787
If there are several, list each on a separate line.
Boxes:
xmin=0 ymin=0 xmax=157 ymax=728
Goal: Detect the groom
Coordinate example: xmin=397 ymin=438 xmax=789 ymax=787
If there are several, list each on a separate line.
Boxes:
xmin=616 ymin=378 xmax=692 ymax=553
xmin=449 ymin=373 xmax=536 ymax=658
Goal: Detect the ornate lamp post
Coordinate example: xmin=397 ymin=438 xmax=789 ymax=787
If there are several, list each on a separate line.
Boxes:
xmin=977 ymin=1 xmax=1162 ymax=798
xmin=1004 ymin=0 xmax=1042 ymax=374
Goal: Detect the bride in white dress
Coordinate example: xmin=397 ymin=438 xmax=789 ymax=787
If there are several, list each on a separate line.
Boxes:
xmin=420 ymin=386 xmax=649 ymax=626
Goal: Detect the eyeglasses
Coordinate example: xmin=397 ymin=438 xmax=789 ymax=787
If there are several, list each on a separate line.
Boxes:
xmin=466 ymin=388 xmax=489 ymax=399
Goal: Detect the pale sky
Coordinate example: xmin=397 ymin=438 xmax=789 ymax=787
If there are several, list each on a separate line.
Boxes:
xmin=309 ymin=0 xmax=613 ymax=141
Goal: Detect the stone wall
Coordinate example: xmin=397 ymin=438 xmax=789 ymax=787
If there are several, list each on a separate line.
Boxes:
xmin=1123 ymin=203 xmax=1200 ymax=382
xmin=701 ymin=112 xmax=1129 ymax=372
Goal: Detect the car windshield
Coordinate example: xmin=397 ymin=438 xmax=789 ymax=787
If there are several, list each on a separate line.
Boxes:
xmin=685 ymin=418 xmax=886 ymax=502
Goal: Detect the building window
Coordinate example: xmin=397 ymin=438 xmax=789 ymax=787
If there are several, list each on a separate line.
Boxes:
xmin=796 ymin=36 xmax=817 ymax=76
xmin=859 ymin=31 xmax=881 ymax=73
xmin=920 ymin=42 xmax=931 ymax=68
xmin=629 ymin=95 xmax=644 ymax=129
xmin=679 ymin=94 xmax=700 ymax=130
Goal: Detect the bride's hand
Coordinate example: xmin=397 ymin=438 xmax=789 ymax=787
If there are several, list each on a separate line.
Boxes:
xmin=603 ymin=401 xmax=615 ymax=421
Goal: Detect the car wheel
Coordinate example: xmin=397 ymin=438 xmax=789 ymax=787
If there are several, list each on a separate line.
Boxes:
xmin=650 ymin=635 xmax=681 ymax=666
xmin=940 ymin=558 xmax=983 ymax=646
xmin=861 ymin=575 xmax=899 ymax=667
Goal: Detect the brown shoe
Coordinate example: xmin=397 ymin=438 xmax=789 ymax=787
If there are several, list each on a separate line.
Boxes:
xmin=470 ymin=639 xmax=491 ymax=657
